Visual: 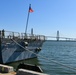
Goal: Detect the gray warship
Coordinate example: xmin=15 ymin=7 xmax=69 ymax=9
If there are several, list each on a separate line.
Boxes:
xmin=0 ymin=29 xmax=45 ymax=64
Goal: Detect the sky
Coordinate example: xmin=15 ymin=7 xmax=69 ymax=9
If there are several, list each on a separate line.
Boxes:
xmin=0 ymin=0 xmax=76 ymax=38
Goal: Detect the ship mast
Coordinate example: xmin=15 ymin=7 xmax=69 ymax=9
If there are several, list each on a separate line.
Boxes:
xmin=25 ymin=4 xmax=33 ymax=36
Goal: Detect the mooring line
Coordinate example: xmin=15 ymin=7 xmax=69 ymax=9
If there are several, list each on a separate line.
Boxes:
xmin=12 ymin=39 xmax=76 ymax=73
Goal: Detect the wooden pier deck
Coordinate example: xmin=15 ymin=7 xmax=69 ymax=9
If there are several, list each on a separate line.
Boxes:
xmin=0 ymin=72 xmax=16 ymax=75
xmin=0 ymin=64 xmax=48 ymax=75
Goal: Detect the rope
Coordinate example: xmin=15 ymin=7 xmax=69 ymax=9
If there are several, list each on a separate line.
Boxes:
xmin=12 ymin=39 xmax=76 ymax=73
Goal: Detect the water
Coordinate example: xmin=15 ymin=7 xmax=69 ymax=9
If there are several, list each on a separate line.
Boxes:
xmin=8 ymin=41 xmax=76 ymax=75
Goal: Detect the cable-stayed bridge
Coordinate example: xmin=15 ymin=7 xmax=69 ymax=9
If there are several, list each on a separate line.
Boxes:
xmin=46 ymin=36 xmax=76 ymax=41
xmin=45 ymin=31 xmax=76 ymax=41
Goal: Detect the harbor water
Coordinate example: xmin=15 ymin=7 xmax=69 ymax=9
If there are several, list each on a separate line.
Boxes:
xmin=8 ymin=41 xmax=76 ymax=75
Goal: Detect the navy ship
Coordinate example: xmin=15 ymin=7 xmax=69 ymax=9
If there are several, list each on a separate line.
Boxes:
xmin=0 ymin=29 xmax=45 ymax=64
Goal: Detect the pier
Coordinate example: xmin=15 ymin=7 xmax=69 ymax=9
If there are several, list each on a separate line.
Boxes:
xmin=0 ymin=64 xmax=48 ymax=75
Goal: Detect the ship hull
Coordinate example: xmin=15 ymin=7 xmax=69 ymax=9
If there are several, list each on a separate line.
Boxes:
xmin=0 ymin=30 xmax=45 ymax=64
xmin=1 ymin=39 xmax=43 ymax=64
xmin=2 ymin=48 xmax=38 ymax=64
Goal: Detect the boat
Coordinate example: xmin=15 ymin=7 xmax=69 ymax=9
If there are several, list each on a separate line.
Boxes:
xmin=16 ymin=63 xmax=43 ymax=73
xmin=0 ymin=29 xmax=45 ymax=64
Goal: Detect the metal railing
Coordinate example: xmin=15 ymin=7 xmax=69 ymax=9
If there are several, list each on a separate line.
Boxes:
xmin=0 ymin=30 xmax=45 ymax=41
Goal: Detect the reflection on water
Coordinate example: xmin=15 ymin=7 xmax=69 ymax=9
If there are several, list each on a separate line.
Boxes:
xmin=7 ymin=58 xmax=40 ymax=71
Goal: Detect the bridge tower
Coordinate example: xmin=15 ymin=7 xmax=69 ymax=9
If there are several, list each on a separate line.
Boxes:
xmin=57 ymin=31 xmax=59 ymax=41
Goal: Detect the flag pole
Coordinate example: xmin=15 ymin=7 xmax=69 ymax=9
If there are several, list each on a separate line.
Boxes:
xmin=25 ymin=4 xmax=31 ymax=36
